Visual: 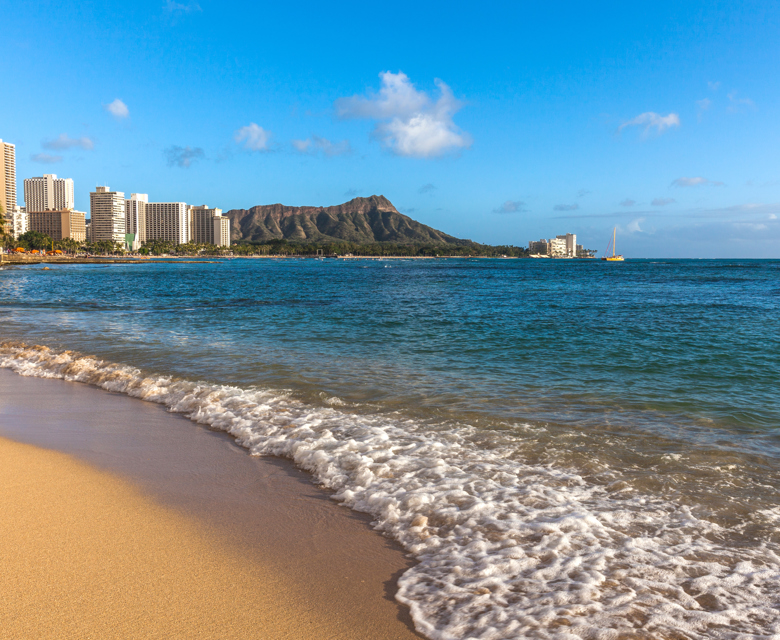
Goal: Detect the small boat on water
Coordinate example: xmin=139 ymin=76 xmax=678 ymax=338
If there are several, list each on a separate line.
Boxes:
xmin=601 ymin=227 xmax=624 ymax=261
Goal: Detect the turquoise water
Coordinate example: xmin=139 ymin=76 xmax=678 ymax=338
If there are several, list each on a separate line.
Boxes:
xmin=2 ymin=258 xmax=778 ymax=445
xmin=2 ymin=257 xmax=780 ymax=639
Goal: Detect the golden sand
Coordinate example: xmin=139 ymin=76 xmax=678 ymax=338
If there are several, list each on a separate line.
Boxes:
xmin=0 ymin=436 xmax=409 ymax=639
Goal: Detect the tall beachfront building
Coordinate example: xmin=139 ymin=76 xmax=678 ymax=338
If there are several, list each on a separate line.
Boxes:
xmin=565 ymin=233 xmax=577 ymax=258
xmin=0 ymin=139 xmax=17 ymax=215
xmin=550 ymin=234 xmax=577 ymax=257
xmin=214 ymin=215 xmax=230 ymax=247
xmin=145 ymin=202 xmax=189 ymax=245
xmin=529 ymin=233 xmax=578 ymax=257
xmin=24 ymin=174 xmax=75 ymax=212
xmin=125 ymin=193 xmax=148 ymax=250
xmin=90 ymin=186 xmax=126 ymax=243
xmin=28 ymin=209 xmax=87 ymax=242
xmin=189 ymin=205 xmax=231 ymax=247
xmin=8 ymin=206 xmax=28 ymax=239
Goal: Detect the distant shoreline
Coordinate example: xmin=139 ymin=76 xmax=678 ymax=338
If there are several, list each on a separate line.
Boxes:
xmin=0 ymin=254 xmax=526 ymax=265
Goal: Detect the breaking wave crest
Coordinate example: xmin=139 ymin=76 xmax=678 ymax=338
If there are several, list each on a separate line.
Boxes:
xmin=2 ymin=342 xmax=780 ymax=640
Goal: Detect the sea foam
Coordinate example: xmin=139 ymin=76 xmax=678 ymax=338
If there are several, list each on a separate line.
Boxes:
xmin=2 ymin=342 xmax=780 ymax=640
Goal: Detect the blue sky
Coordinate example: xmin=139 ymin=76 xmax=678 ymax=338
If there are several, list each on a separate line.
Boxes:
xmin=2 ymin=0 xmax=779 ymax=257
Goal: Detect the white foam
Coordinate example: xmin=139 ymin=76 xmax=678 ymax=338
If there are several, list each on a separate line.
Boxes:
xmin=2 ymin=342 xmax=780 ymax=640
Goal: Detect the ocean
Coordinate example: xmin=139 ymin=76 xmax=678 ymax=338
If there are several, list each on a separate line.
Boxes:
xmin=1 ymin=257 xmax=779 ymax=639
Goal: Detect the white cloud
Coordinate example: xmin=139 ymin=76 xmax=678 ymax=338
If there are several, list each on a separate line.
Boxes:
xmin=43 ymin=133 xmax=94 ymax=150
xmin=652 ymin=197 xmax=676 ymax=206
xmin=620 ymin=199 xmax=636 ymax=207
xmin=31 ymin=153 xmax=63 ymax=164
xmin=618 ymin=112 xmax=680 ymax=136
xmin=335 ymin=71 xmax=471 ymax=158
xmin=696 ymin=98 xmax=711 ymax=111
xmin=553 ymin=203 xmax=579 ymax=212
xmin=627 ymin=218 xmax=644 ymax=233
xmin=104 ymin=98 xmax=129 ymax=118
xmin=164 ymin=145 xmax=204 ymax=168
xmin=234 ymin=123 xmax=271 ymax=151
xmin=291 ymin=135 xmax=351 ymax=157
xmin=337 ymin=71 xmax=430 ymax=120
xmin=708 ymin=81 xmax=721 ymax=91
xmin=493 ymin=200 xmax=526 ymax=214
xmin=671 ymin=176 xmax=724 ymax=188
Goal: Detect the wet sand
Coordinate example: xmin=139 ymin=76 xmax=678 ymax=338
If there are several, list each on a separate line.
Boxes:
xmin=0 ymin=369 xmax=422 ymax=639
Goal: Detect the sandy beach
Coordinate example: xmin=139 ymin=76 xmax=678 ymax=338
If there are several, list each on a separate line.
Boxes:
xmin=0 ymin=370 xmax=422 ymax=640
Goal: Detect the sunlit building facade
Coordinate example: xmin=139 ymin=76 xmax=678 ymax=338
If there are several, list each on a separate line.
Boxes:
xmin=90 ymin=186 xmax=126 ymax=243
xmin=24 ymin=174 xmax=75 ymax=212
xmin=0 ymin=139 xmax=17 ymax=215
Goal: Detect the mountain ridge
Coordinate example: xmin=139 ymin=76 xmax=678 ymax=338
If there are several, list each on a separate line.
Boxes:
xmin=224 ymin=195 xmax=469 ymax=245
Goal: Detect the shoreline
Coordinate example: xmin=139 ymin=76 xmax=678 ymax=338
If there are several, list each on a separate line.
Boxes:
xmin=0 ymin=253 xmax=525 ymax=265
xmin=0 ymin=369 xmax=423 ymax=639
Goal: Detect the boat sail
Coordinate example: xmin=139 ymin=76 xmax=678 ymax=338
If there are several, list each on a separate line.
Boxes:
xmin=601 ymin=227 xmax=625 ymax=261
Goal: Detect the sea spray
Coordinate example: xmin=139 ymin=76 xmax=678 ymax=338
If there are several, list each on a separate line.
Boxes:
xmin=2 ymin=341 xmax=780 ymax=640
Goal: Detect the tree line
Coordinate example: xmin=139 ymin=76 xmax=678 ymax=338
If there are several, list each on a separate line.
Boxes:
xmin=230 ymin=239 xmax=530 ymax=257
xmin=2 ymin=232 xmax=232 ymax=256
xmin=0 ymin=224 xmax=529 ymax=258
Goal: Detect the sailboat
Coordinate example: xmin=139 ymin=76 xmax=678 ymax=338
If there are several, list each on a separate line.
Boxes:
xmin=601 ymin=227 xmax=625 ymax=261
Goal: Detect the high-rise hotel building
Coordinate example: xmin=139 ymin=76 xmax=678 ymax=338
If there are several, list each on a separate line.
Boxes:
xmin=189 ymin=205 xmax=231 ymax=247
xmin=145 ymin=202 xmax=189 ymax=245
xmin=28 ymin=209 xmax=87 ymax=242
xmin=24 ymin=174 xmax=75 ymax=212
xmin=25 ymin=173 xmax=85 ymax=242
xmin=0 ymin=139 xmax=17 ymax=214
xmin=125 ymin=193 xmax=148 ymax=250
xmin=125 ymin=199 xmax=229 ymax=248
xmin=214 ymin=215 xmax=230 ymax=247
xmin=90 ymin=186 xmax=126 ymax=243
xmin=8 ymin=207 xmax=28 ymax=239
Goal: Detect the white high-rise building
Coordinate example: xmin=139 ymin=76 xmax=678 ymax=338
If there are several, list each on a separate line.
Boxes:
xmin=24 ymin=174 xmax=75 ymax=212
xmin=0 ymin=139 xmax=17 ymax=215
xmin=8 ymin=205 xmax=27 ymax=239
xmin=551 ymin=233 xmax=577 ymax=258
xmin=145 ymin=202 xmax=189 ymax=245
xmin=214 ymin=215 xmax=230 ymax=247
xmin=550 ymin=236 xmax=568 ymax=257
xmin=125 ymin=193 xmax=148 ymax=250
xmin=188 ymin=204 xmax=231 ymax=247
xmin=90 ymin=186 xmax=126 ymax=244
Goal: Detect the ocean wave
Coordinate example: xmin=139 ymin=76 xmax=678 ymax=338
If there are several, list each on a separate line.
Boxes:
xmin=2 ymin=341 xmax=780 ymax=640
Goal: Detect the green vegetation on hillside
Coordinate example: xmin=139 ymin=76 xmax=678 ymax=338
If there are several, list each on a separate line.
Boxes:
xmin=230 ymin=239 xmax=528 ymax=257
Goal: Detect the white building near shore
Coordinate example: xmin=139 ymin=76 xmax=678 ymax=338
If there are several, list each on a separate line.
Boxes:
xmin=530 ymin=233 xmax=578 ymax=257
xmin=24 ymin=174 xmax=75 ymax=212
xmin=90 ymin=186 xmax=126 ymax=244
xmin=8 ymin=205 xmax=27 ymax=239
xmin=125 ymin=193 xmax=148 ymax=250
